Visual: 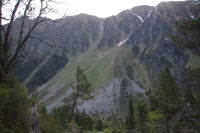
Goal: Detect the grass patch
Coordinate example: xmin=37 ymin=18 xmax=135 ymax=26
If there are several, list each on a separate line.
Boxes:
xmin=39 ymin=45 xmax=125 ymax=105
xmin=187 ymin=50 xmax=200 ymax=70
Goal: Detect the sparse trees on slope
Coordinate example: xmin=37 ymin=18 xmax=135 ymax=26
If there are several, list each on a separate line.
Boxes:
xmin=0 ymin=0 xmax=55 ymax=83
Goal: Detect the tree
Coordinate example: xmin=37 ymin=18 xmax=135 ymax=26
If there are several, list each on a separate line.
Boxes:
xmin=136 ymin=99 xmax=148 ymax=133
xmin=125 ymin=94 xmax=135 ymax=130
xmin=0 ymin=0 xmax=56 ymax=82
xmin=95 ymin=117 xmax=104 ymax=131
xmin=0 ymin=81 xmax=30 ymax=133
xmin=168 ymin=5 xmax=200 ymax=132
xmin=119 ymin=78 xmax=129 ymax=114
xmin=169 ymin=2 xmax=200 ymax=52
xmin=64 ymin=66 xmax=94 ymax=123
xmin=74 ymin=109 xmax=94 ymax=130
xmin=146 ymin=66 xmax=181 ymax=132
xmin=168 ymin=3 xmax=200 ymax=95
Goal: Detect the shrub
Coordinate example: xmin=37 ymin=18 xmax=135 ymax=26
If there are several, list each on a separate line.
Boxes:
xmin=0 ymin=81 xmax=30 ymax=133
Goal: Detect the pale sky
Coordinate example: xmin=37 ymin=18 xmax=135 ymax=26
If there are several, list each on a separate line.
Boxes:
xmin=51 ymin=0 xmax=184 ymax=19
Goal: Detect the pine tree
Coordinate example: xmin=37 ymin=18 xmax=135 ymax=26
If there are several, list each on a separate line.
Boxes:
xmin=136 ymin=99 xmax=148 ymax=133
xmin=125 ymin=94 xmax=135 ymax=130
xmin=95 ymin=118 xmax=104 ymax=131
xmin=119 ymin=78 xmax=129 ymax=113
xmin=169 ymin=4 xmax=200 ymax=98
xmin=64 ymin=66 xmax=94 ymax=123
xmin=147 ymin=66 xmax=181 ymax=132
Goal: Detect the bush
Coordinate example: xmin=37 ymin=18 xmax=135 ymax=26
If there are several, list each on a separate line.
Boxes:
xmin=40 ymin=113 xmax=65 ymax=133
xmin=95 ymin=118 xmax=104 ymax=131
xmin=0 ymin=81 xmax=30 ymax=133
xmin=52 ymin=105 xmax=72 ymax=129
xmin=73 ymin=110 xmax=93 ymax=130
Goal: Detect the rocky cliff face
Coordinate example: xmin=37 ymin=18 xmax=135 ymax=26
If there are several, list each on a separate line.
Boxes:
xmin=14 ymin=14 xmax=102 ymax=90
xmin=126 ymin=1 xmax=199 ymax=87
xmin=14 ymin=1 xmax=200 ymax=113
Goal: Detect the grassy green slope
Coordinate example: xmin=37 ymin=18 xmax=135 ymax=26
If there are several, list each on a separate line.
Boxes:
xmin=187 ymin=50 xmax=200 ymax=70
xmin=46 ymin=45 xmax=125 ymax=91
xmin=37 ymin=45 xmax=124 ymax=106
xmin=37 ymin=42 xmax=152 ymax=107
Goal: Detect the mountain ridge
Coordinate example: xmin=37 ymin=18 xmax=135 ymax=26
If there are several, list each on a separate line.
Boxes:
xmin=14 ymin=1 xmax=200 ymax=113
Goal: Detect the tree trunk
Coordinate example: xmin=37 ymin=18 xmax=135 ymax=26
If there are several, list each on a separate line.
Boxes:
xmin=67 ymin=93 xmax=78 ymax=123
xmin=0 ymin=67 xmax=8 ymax=83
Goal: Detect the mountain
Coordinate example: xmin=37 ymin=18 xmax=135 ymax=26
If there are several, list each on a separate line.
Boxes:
xmin=14 ymin=1 xmax=200 ymax=113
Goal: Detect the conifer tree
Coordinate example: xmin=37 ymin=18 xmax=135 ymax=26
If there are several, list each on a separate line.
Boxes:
xmin=125 ymin=94 xmax=135 ymax=130
xmin=119 ymin=78 xmax=129 ymax=113
xmin=64 ymin=66 xmax=94 ymax=123
xmin=147 ymin=66 xmax=181 ymax=132
xmin=95 ymin=117 xmax=104 ymax=131
xmin=136 ymin=99 xmax=148 ymax=133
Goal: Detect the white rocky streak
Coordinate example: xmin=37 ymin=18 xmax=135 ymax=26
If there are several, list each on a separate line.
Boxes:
xmin=190 ymin=15 xmax=195 ymax=19
xmin=147 ymin=10 xmax=152 ymax=18
xmin=133 ymin=13 xmax=144 ymax=23
xmin=117 ymin=38 xmax=128 ymax=46
xmin=195 ymin=2 xmax=200 ymax=5
xmin=101 ymin=21 xmax=104 ymax=31
xmin=187 ymin=6 xmax=195 ymax=19
xmin=98 ymin=52 xmax=103 ymax=59
xmin=155 ymin=6 xmax=158 ymax=13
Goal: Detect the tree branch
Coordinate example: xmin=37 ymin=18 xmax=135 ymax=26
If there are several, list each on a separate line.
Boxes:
xmin=4 ymin=0 xmax=21 ymax=52
xmin=29 ymin=35 xmax=55 ymax=48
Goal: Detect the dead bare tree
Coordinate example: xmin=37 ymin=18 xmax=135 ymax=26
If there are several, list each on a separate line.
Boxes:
xmin=0 ymin=0 xmax=57 ymax=82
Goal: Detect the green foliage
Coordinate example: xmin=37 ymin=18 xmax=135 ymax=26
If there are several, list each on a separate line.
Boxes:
xmin=52 ymin=105 xmax=101 ymax=131
xmin=40 ymin=113 xmax=65 ymax=133
xmin=125 ymin=65 xmax=134 ymax=80
xmin=0 ymin=82 xmax=30 ymax=133
xmin=74 ymin=110 xmax=93 ymax=130
xmin=125 ymin=94 xmax=135 ymax=129
xmin=147 ymin=111 xmax=165 ymax=133
xmin=104 ymin=128 xmax=113 ymax=133
xmin=169 ymin=16 xmax=200 ymax=52
xmin=65 ymin=66 xmax=94 ymax=123
xmin=95 ymin=118 xmax=104 ymax=131
xmin=40 ymin=105 xmax=47 ymax=114
xmin=75 ymin=66 xmax=94 ymax=100
xmin=52 ymin=105 xmax=72 ymax=128
xmin=136 ymin=99 xmax=148 ymax=133
xmin=106 ymin=113 xmax=121 ymax=128
xmin=104 ymin=128 xmax=123 ymax=133
xmin=119 ymin=78 xmax=129 ymax=112
xmin=147 ymin=67 xmax=181 ymax=119
xmin=187 ymin=50 xmax=200 ymax=70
